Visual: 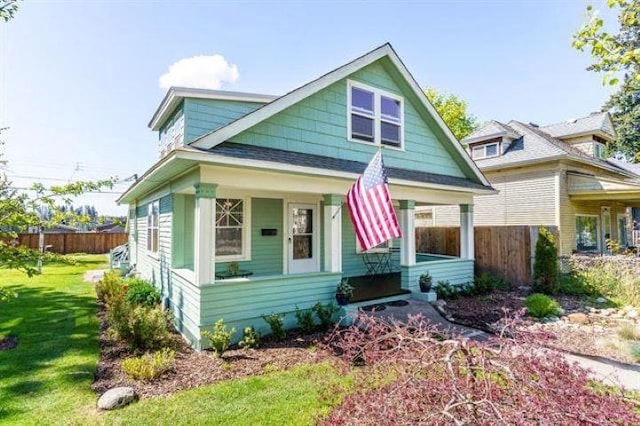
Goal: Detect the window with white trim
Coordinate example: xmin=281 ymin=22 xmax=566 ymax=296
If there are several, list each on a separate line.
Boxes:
xmin=215 ymin=198 xmax=249 ymax=260
xmin=348 ymin=81 xmax=404 ymax=149
xmin=471 ymin=142 xmax=499 ymax=160
xmin=146 ymin=201 xmax=159 ymax=253
xmin=594 ymin=142 xmax=605 ymax=159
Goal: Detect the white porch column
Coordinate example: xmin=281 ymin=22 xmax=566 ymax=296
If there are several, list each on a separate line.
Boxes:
xmin=323 ymin=194 xmax=342 ymax=273
xmin=460 ymin=204 xmax=474 ymax=260
xmin=399 ymin=200 xmax=416 ymax=266
xmin=194 ymin=183 xmax=217 ymax=285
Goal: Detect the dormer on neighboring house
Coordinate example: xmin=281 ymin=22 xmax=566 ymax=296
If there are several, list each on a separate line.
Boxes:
xmin=540 ymin=112 xmax=616 ymax=160
xmin=149 ymin=87 xmax=278 ymax=157
xmin=461 ymin=120 xmax=520 ymax=160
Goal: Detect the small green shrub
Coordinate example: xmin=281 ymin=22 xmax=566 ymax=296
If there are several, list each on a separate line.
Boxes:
xmin=262 ymin=313 xmax=286 ymax=340
xmin=524 ymin=293 xmax=560 ymax=318
xmin=532 ymin=227 xmax=559 ymax=294
xmin=312 ymin=302 xmax=339 ymax=329
xmin=238 ymin=326 xmax=259 ymax=349
xmin=96 ymin=270 xmax=125 ymax=305
xmin=294 ymin=306 xmax=316 ymax=333
xmin=557 ymin=273 xmax=595 ymax=296
xmin=473 ymin=273 xmax=508 ymax=295
xmin=202 ymin=319 xmax=236 ymax=357
xmin=124 ymin=277 xmax=161 ymax=307
xmin=434 ymin=281 xmax=459 ymax=300
xmin=122 ymin=348 xmax=175 ymax=381
xmin=618 ymin=324 xmax=640 ymax=341
xmin=109 ymin=301 xmax=172 ymax=351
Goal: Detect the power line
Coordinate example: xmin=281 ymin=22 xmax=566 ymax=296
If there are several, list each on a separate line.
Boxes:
xmin=7 ymin=186 xmax=124 ymax=195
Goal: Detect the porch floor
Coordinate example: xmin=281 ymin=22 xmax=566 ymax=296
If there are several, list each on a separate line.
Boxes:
xmin=349 ymin=273 xmax=409 ymax=303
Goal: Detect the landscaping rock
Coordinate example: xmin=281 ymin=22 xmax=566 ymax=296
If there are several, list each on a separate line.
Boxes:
xmin=432 ymin=300 xmax=446 ymax=308
xmin=97 ymin=387 xmax=137 ymax=410
xmin=595 ymin=297 xmax=607 ymax=304
xmin=627 ymin=309 xmax=639 ymax=319
xmin=567 ymin=313 xmax=590 ymax=325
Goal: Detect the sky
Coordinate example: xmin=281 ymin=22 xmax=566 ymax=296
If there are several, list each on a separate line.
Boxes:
xmin=0 ymin=0 xmax=618 ymax=215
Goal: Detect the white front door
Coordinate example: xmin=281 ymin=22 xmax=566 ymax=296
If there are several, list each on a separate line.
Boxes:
xmin=288 ymin=204 xmax=318 ymax=274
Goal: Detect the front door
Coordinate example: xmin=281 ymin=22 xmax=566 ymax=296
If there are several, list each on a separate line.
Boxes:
xmin=288 ymin=204 xmax=318 ymax=274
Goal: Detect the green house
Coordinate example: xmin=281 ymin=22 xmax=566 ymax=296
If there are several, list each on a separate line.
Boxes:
xmin=118 ymin=43 xmax=494 ymax=349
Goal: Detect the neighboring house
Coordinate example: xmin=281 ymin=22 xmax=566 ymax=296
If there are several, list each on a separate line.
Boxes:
xmin=118 ymin=43 xmax=494 ymax=349
xmin=96 ymin=223 xmax=126 ymax=233
xmin=423 ymin=112 xmax=640 ymax=256
xmin=27 ymin=224 xmax=80 ymax=234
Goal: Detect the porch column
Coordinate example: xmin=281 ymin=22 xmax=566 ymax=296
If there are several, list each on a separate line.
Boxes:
xmin=323 ymin=194 xmax=342 ymax=273
xmin=194 ymin=183 xmax=217 ymax=285
xmin=460 ymin=204 xmax=474 ymax=260
xmin=399 ymin=200 xmax=416 ymax=266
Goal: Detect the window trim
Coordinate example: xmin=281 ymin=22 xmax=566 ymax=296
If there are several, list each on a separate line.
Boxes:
xmin=214 ymin=196 xmax=252 ymax=262
xmin=347 ymin=80 xmax=404 ymax=151
xmin=594 ymin=141 xmax=605 ymax=159
xmin=575 ymin=214 xmax=600 ymax=252
xmin=471 ymin=142 xmax=500 ymax=160
xmin=146 ymin=200 xmax=159 ymax=254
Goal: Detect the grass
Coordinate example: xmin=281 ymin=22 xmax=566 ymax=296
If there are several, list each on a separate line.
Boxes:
xmin=0 ymin=254 xmax=107 ymax=425
xmin=106 ymin=362 xmax=352 ymax=425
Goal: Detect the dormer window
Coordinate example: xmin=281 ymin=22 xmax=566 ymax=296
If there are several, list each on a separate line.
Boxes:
xmin=471 ymin=142 xmax=499 ymax=160
xmin=348 ymin=80 xmax=404 ymax=149
xmin=593 ymin=139 xmax=606 ymax=159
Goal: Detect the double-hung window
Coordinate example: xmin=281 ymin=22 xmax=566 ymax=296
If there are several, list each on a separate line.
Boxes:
xmin=146 ymin=201 xmax=159 ymax=253
xmin=471 ymin=142 xmax=499 ymax=160
xmin=348 ymin=81 xmax=404 ymax=149
xmin=215 ymin=198 xmax=249 ymax=260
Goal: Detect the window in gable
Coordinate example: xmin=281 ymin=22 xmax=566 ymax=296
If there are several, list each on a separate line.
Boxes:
xmin=348 ymin=81 xmax=404 ymax=149
xmin=471 ymin=142 xmax=499 ymax=160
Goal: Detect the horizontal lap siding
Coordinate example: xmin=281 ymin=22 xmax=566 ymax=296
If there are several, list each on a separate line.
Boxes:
xmin=216 ymin=198 xmax=283 ymax=276
xmin=167 ymin=271 xmax=201 ymax=348
xmin=401 ymin=260 xmax=474 ymax=291
xmin=184 ymin=99 xmax=264 ymax=143
xmin=231 ymin=60 xmax=466 ymax=178
xmin=199 ymin=273 xmax=341 ymax=347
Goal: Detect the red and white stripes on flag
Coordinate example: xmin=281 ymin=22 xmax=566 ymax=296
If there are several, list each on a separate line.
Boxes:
xmin=346 ymin=150 xmax=402 ymax=251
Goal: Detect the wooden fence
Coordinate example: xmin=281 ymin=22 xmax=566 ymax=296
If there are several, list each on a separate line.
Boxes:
xmin=15 ymin=232 xmax=128 ymax=254
xmin=416 ymin=225 xmax=558 ymax=285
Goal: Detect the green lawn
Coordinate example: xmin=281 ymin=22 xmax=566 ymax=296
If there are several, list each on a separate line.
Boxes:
xmin=0 ymin=254 xmax=106 ymax=425
xmin=0 ymin=255 xmax=351 ymax=425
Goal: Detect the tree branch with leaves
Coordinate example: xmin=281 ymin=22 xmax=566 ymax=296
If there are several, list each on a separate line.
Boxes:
xmin=425 ymin=87 xmax=478 ymax=141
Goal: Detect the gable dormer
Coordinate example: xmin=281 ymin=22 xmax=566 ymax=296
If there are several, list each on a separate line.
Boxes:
xmin=461 ymin=120 xmax=521 ymax=160
xmin=540 ymin=112 xmax=616 ymax=160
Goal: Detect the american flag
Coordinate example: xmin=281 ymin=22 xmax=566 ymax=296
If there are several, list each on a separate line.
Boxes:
xmin=347 ymin=151 xmax=402 ymax=251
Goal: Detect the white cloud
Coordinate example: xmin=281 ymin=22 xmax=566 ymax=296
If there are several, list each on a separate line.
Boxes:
xmin=159 ymin=55 xmax=239 ymax=90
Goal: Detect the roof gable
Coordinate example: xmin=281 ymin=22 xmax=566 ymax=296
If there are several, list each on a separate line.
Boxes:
xmin=189 ymin=43 xmax=490 ymax=187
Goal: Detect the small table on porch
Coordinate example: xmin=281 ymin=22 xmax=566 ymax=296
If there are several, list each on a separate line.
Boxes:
xmin=215 ymin=270 xmax=253 ymax=280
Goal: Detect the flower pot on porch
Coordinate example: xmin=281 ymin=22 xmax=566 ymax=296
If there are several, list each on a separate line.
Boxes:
xmin=335 ymin=293 xmax=350 ymax=306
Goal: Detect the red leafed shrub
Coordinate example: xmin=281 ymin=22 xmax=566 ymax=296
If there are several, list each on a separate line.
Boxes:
xmin=322 ymin=313 xmax=640 ymax=425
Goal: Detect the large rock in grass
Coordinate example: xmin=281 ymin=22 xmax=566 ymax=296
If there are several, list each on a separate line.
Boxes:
xmin=97 ymin=387 xmax=137 ymax=410
xmin=566 ymin=313 xmax=589 ymax=325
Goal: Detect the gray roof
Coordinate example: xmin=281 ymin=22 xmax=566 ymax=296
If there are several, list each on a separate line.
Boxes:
xmin=541 ymin=112 xmax=616 ymax=139
xmin=205 ymin=142 xmax=491 ymax=191
xmin=462 ymin=120 xmax=520 ymax=144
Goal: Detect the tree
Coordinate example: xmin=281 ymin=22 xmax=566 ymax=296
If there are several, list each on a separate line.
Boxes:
xmin=532 ymin=227 xmax=559 ymax=295
xmin=425 ymin=87 xmax=478 ymax=141
xmin=573 ymin=1 xmax=640 ymax=159
xmin=0 ymin=0 xmax=19 ymax=21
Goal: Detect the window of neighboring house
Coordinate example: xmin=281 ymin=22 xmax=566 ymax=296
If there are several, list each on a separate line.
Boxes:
xmin=575 ymin=215 xmax=599 ymax=252
xmin=348 ymin=81 xmax=404 ymax=149
xmin=146 ymin=201 xmax=159 ymax=253
xmin=215 ymin=198 xmax=250 ymax=260
xmin=594 ymin=142 xmax=605 ymax=159
xmin=471 ymin=142 xmax=499 ymax=160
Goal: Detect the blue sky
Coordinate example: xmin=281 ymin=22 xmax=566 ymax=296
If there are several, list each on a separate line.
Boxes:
xmin=0 ymin=0 xmax=615 ymax=215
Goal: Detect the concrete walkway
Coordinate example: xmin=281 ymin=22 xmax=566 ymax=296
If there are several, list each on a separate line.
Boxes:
xmin=360 ymin=298 xmax=640 ymax=391
xmin=83 ymin=269 xmax=109 ymax=283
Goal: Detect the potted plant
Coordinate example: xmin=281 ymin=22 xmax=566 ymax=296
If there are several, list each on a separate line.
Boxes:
xmin=228 ymin=261 xmax=240 ymax=276
xmin=419 ymin=272 xmax=432 ymax=293
xmin=335 ymin=278 xmax=354 ymax=306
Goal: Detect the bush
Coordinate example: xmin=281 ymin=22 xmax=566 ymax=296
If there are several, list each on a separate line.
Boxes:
xmin=557 ymin=273 xmax=595 ymax=296
xmin=434 ymin=281 xmax=459 ymax=300
xmin=472 ymin=273 xmax=508 ymax=295
xmin=109 ymin=301 xmax=172 ymax=351
xmin=121 ymin=348 xmax=175 ymax=381
xmin=238 ymin=326 xmax=259 ymax=349
xmin=95 ymin=270 xmax=125 ymax=305
xmin=262 ymin=313 xmax=286 ymax=340
xmin=312 ymin=302 xmax=339 ymax=329
xmin=532 ymin=227 xmax=559 ymax=294
xmin=617 ymin=324 xmax=640 ymax=341
xmin=294 ymin=306 xmax=316 ymax=333
xmin=202 ymin=319 xmax=236 ymax=357
xmin=629 ymin=343 xmax=640 ymax=363
xmin=124 ymin=277 xmax=161 ymax=307
xmin=524 ymin=293 xmax=560 ymax=318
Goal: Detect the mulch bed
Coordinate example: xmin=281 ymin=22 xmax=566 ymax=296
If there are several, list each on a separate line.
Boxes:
xmin=0 ymin=335 xmax=18 ymax=351
xmin=92 ymin=305 xmax=330 ymax=399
